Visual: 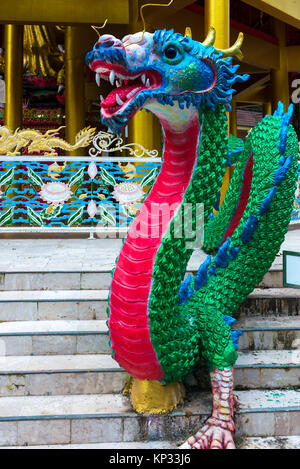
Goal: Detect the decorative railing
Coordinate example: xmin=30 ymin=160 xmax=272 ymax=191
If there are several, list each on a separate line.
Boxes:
xmin=0 ymin=156 xmax=162 ymax=235
xmin=0 ymin=127 xmax=162 ymax=235
xmin=0 ymin=125 xmax=299 ymax=234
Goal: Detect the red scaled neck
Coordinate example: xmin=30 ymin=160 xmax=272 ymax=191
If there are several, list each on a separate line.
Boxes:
xmin=108 ymin=109 xmax=201 ymax=381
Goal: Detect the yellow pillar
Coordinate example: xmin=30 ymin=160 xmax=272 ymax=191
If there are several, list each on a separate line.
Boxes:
xmin=205 ymin=0 xmax=230 ymax=207
xmin=263 ymin=102 xmax=272 ymax=116
xmin=204 ymin=0 xmax=230 ymax=48
xmin=271 ymin=20 xmax=289 ymax=113
xmin=128 ymin=0 xmax=162 ymax=154
xmin=4 ymin=24 xmax=24 ymax=130
xmin=65 ymin=26 xmax=86 ymax=155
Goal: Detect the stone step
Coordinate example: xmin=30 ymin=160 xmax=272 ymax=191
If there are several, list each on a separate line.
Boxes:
xmin=0 ymin=389 xmax=299 ymax=446
xmin=0 ymin=240 xmax=283 ymax=292
xmin=0 ymin=271 xmax=112 ymax=293
xmin=3 ymin=436 xmax=300 ymax=449
xmin=0 ymin=350 xmax=299 ymax=397
xmin=0 ymin=316 xmax=299 ymax=356
xmin=0 ymin=354 xmax=127 ymax=397
xmin=1 ymin=287 xmax=299 ymax=323
xmin=236 ymin=436 xmax=300 ymax=449
xmin=239 ymin=288 xmax=300 ymax=317
xmin=0 ymin=290 xmax=109 ymax=321
xmin=2 ymin=441 xmax=176 ymax=449
xmin=0 ymin=265 xmax=282 ymax=292
xmin=234 ymin=316 xmax=300 ymax=350
xmin=0 ymin=320 xmax=110 ymax=356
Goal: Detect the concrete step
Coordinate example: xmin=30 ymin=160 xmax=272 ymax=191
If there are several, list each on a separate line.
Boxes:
xmin=0 ymin=354 xmax=127 ymax=397
xmin=0 ymin=320 xmax=110 ymax=356
xmin=236 ymin=436 xmax=300 ymax=449
xmin=0 ymin=264 xmax=282 ymax=291
xmin=239 ymin=288 xmax=300 ymax=317
xmin=0 ymin=236 xmax=284 ymax=292
xmin=0 ymin=316 xmax=299 ymax=356
xmin=1 ymin=287 xmax=299 ymax=323
xmin=234 ymin=350 xmax=300 ymax=390
xmin=3 ymin=436 xmax=300 ymax=449
xmin=0 ymin=271 xmax=112 ymax=293
xmin=0 ymin=389 xmax=299 ymax=446
xmin=0 ymin=350 xmax=299 ymax=397
xmin=234 ymin=316 xmax=300 ymax=350
xmin=0 ymin=290 xmax=109 ymax=321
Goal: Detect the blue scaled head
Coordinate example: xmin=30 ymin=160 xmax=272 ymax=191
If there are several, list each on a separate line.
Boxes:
xmin=86 ymin=26 xmax=249 ymax=133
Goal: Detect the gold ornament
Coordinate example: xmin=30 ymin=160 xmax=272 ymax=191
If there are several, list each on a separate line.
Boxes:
xmin=202 ymin=26 xmax=244 ymax=60
xmin=23 ymin=25 xmax=64 ymax=77
xmin=0 ymin=126 xmax=95 ymax=156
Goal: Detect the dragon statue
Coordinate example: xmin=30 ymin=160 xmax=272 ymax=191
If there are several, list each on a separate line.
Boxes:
xmin=86 ymin=27 xmax=298 ymax=449
xmin=0 ymin=126 xmax=95 ymax=156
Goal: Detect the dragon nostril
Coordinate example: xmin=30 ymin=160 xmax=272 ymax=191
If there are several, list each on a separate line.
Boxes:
xmin=102 ymin=39 xmax=115 ymax=48
xmin=96 ymin=40 xmax=115 ymax=49
xmin=96 ymin=36 xmax=119 ymax=49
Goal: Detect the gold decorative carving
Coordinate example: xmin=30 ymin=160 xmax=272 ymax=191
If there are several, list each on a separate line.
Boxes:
xmin=23 ymin=25 xmax=64 ymax=77
xmin=0 ymin=126 xmax=95 ymax=156
xmin=89 ymin=131 xmax=159 ymax=158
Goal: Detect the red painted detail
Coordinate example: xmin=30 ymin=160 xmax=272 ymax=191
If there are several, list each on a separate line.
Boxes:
xmin=222 ymin=153 xmax=254 ymax=243
xmin=109 ymin=116 xmax=200 ymax=380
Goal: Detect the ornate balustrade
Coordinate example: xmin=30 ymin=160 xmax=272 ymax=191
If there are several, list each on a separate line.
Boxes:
xmin=0 ymin=127 xmax=161 ymax=235
xmin=0 ymin=126 xmax=299 ymax=233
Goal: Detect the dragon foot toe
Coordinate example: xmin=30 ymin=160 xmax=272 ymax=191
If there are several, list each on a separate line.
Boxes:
xmin=179 ymin=419 xmax=235 ymax=450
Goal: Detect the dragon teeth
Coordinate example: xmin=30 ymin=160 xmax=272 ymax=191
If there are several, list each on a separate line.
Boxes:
xmin=145 ymin=78 xmax=150 ymax=88
xmin=109 ymin=70 xmax=115 ymax=86
xmin=116 ymin=93 xmax=125 ymax=106
xmin=96 ymin=73 xmax=101 ymax=87
xmin=126 ymin=88 xmax=139 ymax=99
xmin=141 ymin=74 xmax=146 ymax=85
xmin=100 ymin=95 xmax=104 ymax=102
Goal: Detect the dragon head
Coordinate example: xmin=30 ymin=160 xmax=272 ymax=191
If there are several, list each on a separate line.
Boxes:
xmin=86 ymin=28 xmax=249 ymax=133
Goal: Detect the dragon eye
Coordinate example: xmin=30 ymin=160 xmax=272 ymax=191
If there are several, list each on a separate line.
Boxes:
xmin=164 ymin=46 xmax=178 ymax=59
xmin=162 ymin=43 xmax=183 ymax=64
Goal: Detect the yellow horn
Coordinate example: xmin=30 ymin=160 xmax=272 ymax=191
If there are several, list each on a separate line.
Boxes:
xmin=202 ymin=26 xmax=216 ymax=47
xmin=185 ymin=27 xmax=192 ymax=39
xmin=214 ymin=32 xmax=244 ymax=61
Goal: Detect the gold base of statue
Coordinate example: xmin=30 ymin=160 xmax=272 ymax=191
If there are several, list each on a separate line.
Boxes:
xmin=126 ymin=378 xmax=186 ymax=415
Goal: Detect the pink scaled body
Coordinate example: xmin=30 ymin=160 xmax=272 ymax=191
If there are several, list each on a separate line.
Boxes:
xmin=109 ymin=114 xmax=200 ymax=380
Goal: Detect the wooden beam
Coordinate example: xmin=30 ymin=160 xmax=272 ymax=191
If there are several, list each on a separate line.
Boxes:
xmin=0 ymin=0 xmax=129 ymax=25
xmin=235 ymin=74 xmax=270 ymax=99
xmin=140 ymin=0 xmax=196 ymax=25
xmin=237 ymin=85 xmax=271 ymax=104
xmin=242 ymin=0 xmax=300 ymax=29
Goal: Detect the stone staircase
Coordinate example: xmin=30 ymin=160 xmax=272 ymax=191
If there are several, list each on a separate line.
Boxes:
xmin=0 ymin=238 xmax=299 ymax=449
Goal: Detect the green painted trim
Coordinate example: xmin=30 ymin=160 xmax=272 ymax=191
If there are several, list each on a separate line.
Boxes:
xmin=283 ymin=250 xmax=300 ymax=289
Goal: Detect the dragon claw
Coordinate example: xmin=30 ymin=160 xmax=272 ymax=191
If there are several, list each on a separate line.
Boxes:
xmin=180 ymin=421 xmax=235 ymax=450
xmin=179 ymin=368 xmax=237 ymax=450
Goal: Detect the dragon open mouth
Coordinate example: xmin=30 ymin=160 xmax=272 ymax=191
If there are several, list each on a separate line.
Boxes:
xmin=90 ymin=60 xmax=162 ymax=119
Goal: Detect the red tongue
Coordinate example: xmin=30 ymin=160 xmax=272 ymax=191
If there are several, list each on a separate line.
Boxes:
xmin=102 ymin=84 xmax=143 ymax=108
